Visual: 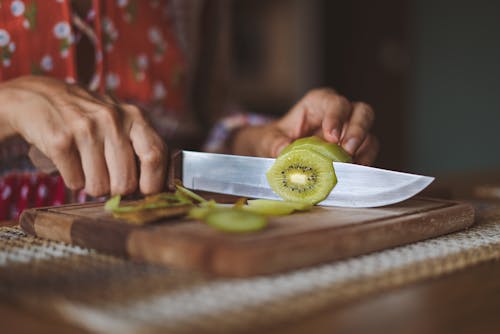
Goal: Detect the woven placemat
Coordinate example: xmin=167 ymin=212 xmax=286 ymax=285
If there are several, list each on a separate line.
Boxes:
xmin=1 ymin=200 xmax=500 ymax=334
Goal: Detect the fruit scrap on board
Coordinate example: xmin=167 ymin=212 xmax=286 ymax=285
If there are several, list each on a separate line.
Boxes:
xmin=188 ymin=198 xmax=314 ymax=233
xmin=104 ymin=192 xmax=193 ymax=225
xmin=103 ymin=184 xmax=207 ymax=225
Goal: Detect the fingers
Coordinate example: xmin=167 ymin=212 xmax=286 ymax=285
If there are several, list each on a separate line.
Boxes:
xmin=44 ymin=132 xmax=85 ymax=191
xmin=104 ymin=134 xmax=137 ymax=196
xmin=353 ymin=134 xmax=379 ymax=166
xmin=73 ymin=98 xmax=163 ymax=196
xmin=4 ymin=77 xmax=158 ymax=196
xmin=69 ymin=99 xmax=140 ymax=196
xmin=125 ymin=104 xmax=167 ymax=194
xmin=280 ymin=88 xmax=378 ymax=165
xmin=71 ymin=114 xmax=110 ymax=196
xmin=314 ymin=91 xmax=352 ymax=143
xmin=278 ymin=88 xmax=352 ymax=141
xmin=340 ymin=102 xmax=375 ymax=156
xmin=263 ymin=125 xmax=292 ymax=158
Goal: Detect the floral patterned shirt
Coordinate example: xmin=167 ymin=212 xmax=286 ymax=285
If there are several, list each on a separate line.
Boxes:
xmin=0 ymin=0 xmax=268 ymax=220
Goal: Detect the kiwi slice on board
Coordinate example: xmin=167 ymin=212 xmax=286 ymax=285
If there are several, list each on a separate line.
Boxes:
xmin=279 ymin=136 xmax=352 ymax=163
xmin=244 ymin=199 xmax=312 ymax=216
xmin=204 ymin=209 xmax=268 ymax=233
xmin=266 ymin=149 xmax=336 ymax=205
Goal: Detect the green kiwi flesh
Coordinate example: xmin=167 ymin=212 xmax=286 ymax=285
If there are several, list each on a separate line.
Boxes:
xmin=204 ymin=209 xmax=268 ymax=233
xmin=266 ymin=149 xmax=336 ymax=204
xmin=279 ymin=136 xmax=352 ymax=163
xmin=244 ymin=199 xmax=312 ymax=216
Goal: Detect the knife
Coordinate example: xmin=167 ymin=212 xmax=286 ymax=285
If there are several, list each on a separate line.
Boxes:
xmin=177 ymin=150 xmax=434 ymax=208
xmin=29 ymin=146 xmax=434 ymax=208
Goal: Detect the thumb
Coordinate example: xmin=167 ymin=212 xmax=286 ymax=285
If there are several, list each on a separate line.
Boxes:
xmin=266 ymin=129 xmax=293 ymax=157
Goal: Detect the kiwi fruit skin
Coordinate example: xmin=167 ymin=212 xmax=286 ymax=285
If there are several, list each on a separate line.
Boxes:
xmin=266 ymin=148 xmax=336 ymax=205
xmin=279 ymin=136 xmax=352 ymax=163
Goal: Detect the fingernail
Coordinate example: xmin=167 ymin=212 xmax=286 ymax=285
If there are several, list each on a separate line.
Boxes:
xmin=343 ymin=138 xmax=358 ymax=154
xmin=330 ymin=129 xmax=340 ymax=141
xmin=275 ymin=143 xmax=288 ymax=156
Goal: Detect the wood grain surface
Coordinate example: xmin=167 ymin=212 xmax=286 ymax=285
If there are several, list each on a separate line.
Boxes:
xmin=19 ymin=196 xmax=475 ymax=277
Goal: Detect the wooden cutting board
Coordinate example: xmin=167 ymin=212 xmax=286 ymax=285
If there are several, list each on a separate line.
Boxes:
xmin=19 ymin=196 xmax=474 ymax=277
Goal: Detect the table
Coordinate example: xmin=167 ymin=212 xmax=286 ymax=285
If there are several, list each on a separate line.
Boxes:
xmin=2 ymin=254 xmax=500 ymax=334
xmin=1 ymin=171 xmax=500 ymax=334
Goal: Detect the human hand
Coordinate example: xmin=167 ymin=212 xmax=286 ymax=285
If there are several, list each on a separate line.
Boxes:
xmin=232 ymin=88 xmax=379 ymax=165
xmin=0 ymin=76 xmax=166 ymax=196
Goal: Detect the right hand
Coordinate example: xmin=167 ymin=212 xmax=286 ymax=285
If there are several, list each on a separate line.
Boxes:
xmin=0 ymin=75 xmax=167 ymax=197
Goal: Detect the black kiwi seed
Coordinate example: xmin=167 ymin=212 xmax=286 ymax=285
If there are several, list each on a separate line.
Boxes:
xmin=266 ymin=149 xmax=337 ymax=204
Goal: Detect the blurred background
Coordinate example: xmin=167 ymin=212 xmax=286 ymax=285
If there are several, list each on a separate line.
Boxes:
xmin=228 ymin=0 xmax=500 ymax=176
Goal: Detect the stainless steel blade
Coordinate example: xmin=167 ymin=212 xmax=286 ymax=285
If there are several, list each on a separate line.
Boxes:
xmin=181 ymin=151 xmax=434 ymax=208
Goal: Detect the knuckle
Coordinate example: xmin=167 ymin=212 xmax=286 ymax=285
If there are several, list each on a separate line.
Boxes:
xmin=122 ymin=103 xmax=144 ymax=119
xmin=141 ymin=145 xmax=164 ymax=168
xmin=72 ymin=116 xmax=95 ymax=138
xmin=357 ymin=102 xmax=375 ymax=122
xmin=98 ymin=105 xmax=120 ymax=124
xmin=48 ymin=132 xmax=72 ymax=156
xmin=305 ymin=88 xmax=351 ymax=115
xmin=96 ymin=105 xmax=124 ymax=138
xmin=335 ymin=95 xmax=351 ymax=110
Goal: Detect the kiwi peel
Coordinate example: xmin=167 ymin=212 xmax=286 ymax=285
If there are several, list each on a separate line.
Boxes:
xmin=266 ymin=148 xmax=337 ymax=205
xmin=279 ymin=136 xmax=352 ymax=163
xmin=104 ymin=190 xmax=197 ymax=224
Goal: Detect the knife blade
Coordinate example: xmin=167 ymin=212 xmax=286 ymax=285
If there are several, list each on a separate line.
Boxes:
xmin=180 ymin=150 xmax=434 ymax=208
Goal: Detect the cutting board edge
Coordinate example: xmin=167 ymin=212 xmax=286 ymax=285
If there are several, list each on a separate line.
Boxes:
xmin=203 ymin=201 xmax=476 ymax=276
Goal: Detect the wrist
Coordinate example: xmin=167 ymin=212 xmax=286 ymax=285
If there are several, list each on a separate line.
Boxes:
xmin=231 ymin=124 xmax=273 ymax=157
xmin=231 ymin=125 xmax=255 ymax=156
xmin=0 ymin=85 xmax=17 ymax=141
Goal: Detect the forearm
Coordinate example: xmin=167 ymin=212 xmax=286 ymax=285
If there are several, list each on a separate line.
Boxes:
xmin=230 ymin=125 xmax=261 ymax=156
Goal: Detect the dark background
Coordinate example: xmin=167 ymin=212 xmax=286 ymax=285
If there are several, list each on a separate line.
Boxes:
xmin=229 ymin=0 xmax=500 ymax=175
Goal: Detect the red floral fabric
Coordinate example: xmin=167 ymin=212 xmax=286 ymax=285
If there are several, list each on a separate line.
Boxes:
xmin=0 ymin=0 xmax=186 ymax=111
xmin=0 ymin=0 xmax=187 ymax=220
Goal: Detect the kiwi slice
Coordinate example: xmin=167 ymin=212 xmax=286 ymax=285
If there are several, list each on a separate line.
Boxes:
xmin=244 ymin=199 xmax=312 ymax=216
xmin=279 ymin=136 xmax=352 ymax=163
xmin=204 ymin=209 xmax=268 ymax=233
xmin=266 ymin=149 xmax=336 ymax=204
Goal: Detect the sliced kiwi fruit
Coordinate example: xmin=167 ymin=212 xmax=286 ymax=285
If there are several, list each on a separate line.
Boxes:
xmin=266 ymin=148 xmax=336 ymax=205
xmin=204 ymin=208 xmax=268 ymax=233
xmin=279 ymin=136 xmax=352 ymax=163
xmin=244 ymin=199 xmax=312 ymax=216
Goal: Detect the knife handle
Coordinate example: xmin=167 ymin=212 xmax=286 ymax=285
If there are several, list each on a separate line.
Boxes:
xmin=167 ymin=149 xmax=183 ymax=192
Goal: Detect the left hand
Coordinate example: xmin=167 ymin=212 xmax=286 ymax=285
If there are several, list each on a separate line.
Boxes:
xmin=232 ymin=88 xmax=379 ymax=165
